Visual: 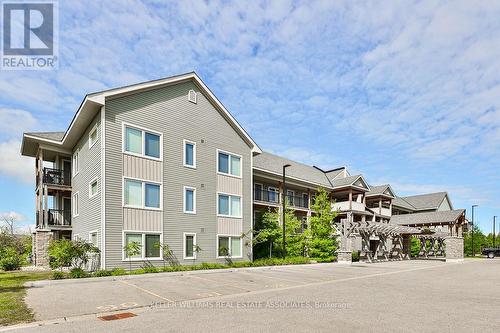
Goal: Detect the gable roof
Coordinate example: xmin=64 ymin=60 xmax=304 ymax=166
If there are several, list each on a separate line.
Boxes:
xmin=367 ymin=184 xmax=395 ymax=198
xmin=401 ymin=192 xmax=450 ymax=211
xmin=390 ymin=209 xmax=465 ymax=226
xmin=253 ymin=152 xmax=332 ymax=188
xmin=392 ymin=196 xmax=416 ymax=211
xmin=330 ymin=174 xmax=369 ymax=191
xmin=22 ymin=72 xmax=261 ymax=157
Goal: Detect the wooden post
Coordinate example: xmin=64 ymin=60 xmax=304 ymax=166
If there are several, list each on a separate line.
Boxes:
xmin=349 ymin=189 xmax=353 ymax=210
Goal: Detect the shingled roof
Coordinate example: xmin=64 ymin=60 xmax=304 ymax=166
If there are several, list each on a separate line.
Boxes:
xmin=25 ymin=131 xmax=65 ymax=142
xmin=367 ymin=184 xmax=395 ymax=197
xmin=253 ymin=152 xmax=333 ymax=187
xmin=390 ymin=209 xmax=465 ymax=226
xmin=392 ymin=196 xmax=416 ymax=211
xmin=401 ymin=192 xmax=449 ymax=210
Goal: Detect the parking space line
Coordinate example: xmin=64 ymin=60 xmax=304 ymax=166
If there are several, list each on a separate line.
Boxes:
xmin=119 ymin=280 xmax=174 ymax=303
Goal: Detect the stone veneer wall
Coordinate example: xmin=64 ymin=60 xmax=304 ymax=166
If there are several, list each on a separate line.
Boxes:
xmin=445 ymin=236 xmax=464 ymax=262
xmin=34 ymin=230 xmax=53 ymax=266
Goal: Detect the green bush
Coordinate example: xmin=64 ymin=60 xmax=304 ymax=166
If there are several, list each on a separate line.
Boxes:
xmin=352 ymin=251 xmax=360 ymax=262
xmin=253 ymin=257 xmax=310 ymax=266
xmin=0 ymin=247 xmax=23 ymax=271
xmin=52 ymin=271 xmax=66 ymax=280
xmin=110 ymin=268 xmax=127 ymax=276
xmin=69 ymin=267 xmax=89 ymax=279
xmin=93 ymin=269 xmax=112 ymax=277
xmin=200 ymin=262 xmax=227 ymax=270
xmin=229 ymin=261 xmax=253 ymax=268
xmin=308 ymin=238 xmax=336 ymax=261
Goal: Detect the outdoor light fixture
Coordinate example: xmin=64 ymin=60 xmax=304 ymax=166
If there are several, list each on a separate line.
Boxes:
xmin=282 ymin=164 xmax=291 ymax=258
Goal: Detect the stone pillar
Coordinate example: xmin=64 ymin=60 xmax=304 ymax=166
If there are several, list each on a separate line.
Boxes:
xmin=445 ymin=236 xmax=464 ymax=262
xmin=34 ymin=230 xmax=53 ymax=267
xmin=402 ymin=235 xmax=411 ymax=260
xmin=337 ymin=250 xmax=352 ymax=264
xmin=337 ymin=215 xmax=353 ymax=264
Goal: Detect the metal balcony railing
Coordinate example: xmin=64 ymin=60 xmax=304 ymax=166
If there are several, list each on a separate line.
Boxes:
xmin=285 ymin=194 xmax=309 ymax=209
xmin=43 ymin=168 xmax=71 ymax=186
xmin=254 ymin=188 xmax=280 ymax=204
xmin=48 ymin=209 xmax=72 ymax=226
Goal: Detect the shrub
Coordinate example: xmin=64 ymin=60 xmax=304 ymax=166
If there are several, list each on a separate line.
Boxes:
xmin=201 ymin=262 xmax=227 ymax=270
xmin=0 ymin=247 xmax=23 ymax=271
xmin=352 ymin=251 xmax=360 ymax=262
xmin=253 ymin=257 xmax=310 ymax=267
xmin=93 ymin=270 xmax=112 ymax=277
xmin=69 ymin=267 xmax=89 ymax=279
xmin=48 ymin=239 xmax=76 ymax=270
xmin=110 ymin=268 xmax=126 ymax=276
xmin=52 ymin=271 xmax=66 ymax=280
xmin=229 ymin=261 xmax=252 ymax=268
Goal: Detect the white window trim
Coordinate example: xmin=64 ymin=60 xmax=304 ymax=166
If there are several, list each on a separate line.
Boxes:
xmin=122 ymin=122 xmax=163 ymax=161
xmin=123 ymin=177 xmax=163 ymax=211
xmin=183 ymin=186 xmax=197 ymax=214
xmin=89 ymin=177 xmax=99 ymax=199
xmin=216 ymin=192 xmax=242 ymax=218
xmin=72 ymin=191 xmax=79 ymax=217
xmin=216 ymin=234 xmax=243 ymax=259
xmin=72 ymin=149 xmax=79 ymax=177
xmin=122 ymin=230 xmax=163 ymax=261
xmin=268 ymin=186 xmax=278 ymax=203
xmin=216 ymin=149 xmax=242 ymax=179
xmin=183 ymin=232 xmax=197 ymax=259
xmin=183 ymin=139 xmax=197 ymax=169
xmin=88 ymin=124 xmax=98 ymax=149
xmin=88 ymin=230 xmax=98 ymax=248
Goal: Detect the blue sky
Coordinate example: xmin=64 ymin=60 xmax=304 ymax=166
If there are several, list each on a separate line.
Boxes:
xmin=0 ymin=0 xmax=499 ymax=233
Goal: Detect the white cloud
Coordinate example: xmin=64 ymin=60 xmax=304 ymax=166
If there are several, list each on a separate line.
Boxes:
xmin=0 ymin=210 xmax=27 ymax=222
xmin=0 ymin=108 xmax=38 ymax=139
xmin=0 ymin=140 xmax=33 ymax=184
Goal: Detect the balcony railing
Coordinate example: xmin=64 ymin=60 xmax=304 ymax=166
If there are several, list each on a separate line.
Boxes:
xmin=42 ymin=168 xmax=71 ymax=186
xmin=254 ymin=189 xmax=309 ymax=209
xmin=254 ymin=188 xmax=280 ymax=204
xmin=48 ymin=209 xmax=72 ymax=226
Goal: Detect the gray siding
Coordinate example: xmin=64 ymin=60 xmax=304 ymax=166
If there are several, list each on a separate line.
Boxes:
xmin=104 ymin=80 xmax=252 ymax=269
xmin=71 ymin=112 xmax=102 ymax=247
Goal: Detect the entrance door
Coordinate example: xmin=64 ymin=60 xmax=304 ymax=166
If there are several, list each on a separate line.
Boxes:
xmin=63 ymin=197 xmax=71 ymax=225
xmin=63 ymin=160 xmax=71 ymax=185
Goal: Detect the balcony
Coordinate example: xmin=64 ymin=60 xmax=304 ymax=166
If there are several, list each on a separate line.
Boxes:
xmin=254 ymin=188 xmax=280 ymax=204
xmin=332 ymin=201 xmax=365 ymax=212
xmin=42 ymin=168 xmax=71 ymax=186
xmin=48 ymin=209 xmax=72 ymax=227
xmin=254 ymin=189 xmax=309 ymax=209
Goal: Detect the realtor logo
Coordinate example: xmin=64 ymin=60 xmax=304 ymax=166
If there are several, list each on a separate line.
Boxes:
xmin=2 ymin=1 xmax=58 ymax=70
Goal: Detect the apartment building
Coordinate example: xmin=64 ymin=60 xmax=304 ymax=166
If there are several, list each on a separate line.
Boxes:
xmin=21 ymin=72 xmax=466 ymax=268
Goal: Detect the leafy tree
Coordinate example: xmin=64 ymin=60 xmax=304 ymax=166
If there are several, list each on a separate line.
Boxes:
xmin=123 ymin=241 xmax=141 ymax=272
xmin=463 ymin=225 xmax=488 ymax=256
xmin=308 ymin=187 xmax=337 ymax=260
xmin=253 ymin=208 xmax=281 ymax=258
xmin=72 ymin=239 xmax=100 ymax=270
xmin=48 ymin=239 xmax=76 ymax=271
xmin=283 ymin=206 xmax=305 ymax=257
xmin=410 ymin=237 xmax=420 ymax=257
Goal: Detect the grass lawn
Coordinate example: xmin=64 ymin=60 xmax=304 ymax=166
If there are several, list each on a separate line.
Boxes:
xmin=0 ymin=271 xmax=52 ymax=326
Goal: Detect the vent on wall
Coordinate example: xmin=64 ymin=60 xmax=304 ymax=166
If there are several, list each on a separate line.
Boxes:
xmin=188 ymin=89 xmax=197 ymax=104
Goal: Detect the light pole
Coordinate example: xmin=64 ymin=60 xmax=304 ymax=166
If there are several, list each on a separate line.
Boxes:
xmin=472 ymin=205 xmax=478 ymax=257
xmin=282 ymin=164 xmax=291 ymax=258
xmin=493 ymin=216 xmax=497 ymax=248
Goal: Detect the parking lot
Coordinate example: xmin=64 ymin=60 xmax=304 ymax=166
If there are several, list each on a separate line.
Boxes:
xmin=8 ymin=259 xmax=500 ymax=332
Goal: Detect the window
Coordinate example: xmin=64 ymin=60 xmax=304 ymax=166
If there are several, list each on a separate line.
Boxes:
xmin=89 ymin=125 xmax=98 ymax=148
xmin=184 ymin=233 xmax=196 ymax=259
xmin=217 ymin=236 xmax=242 ymax=258
xmin=217 ymin=151 xmax=241 ymax=177
xmin=89 ymin=231 xmax=98 ymax=247
xmin=145 ymin=234 xmax=160 ymax=258
xmin=89 ymin=178 xmax=98 ymax=198
xmin=254 ymin=184 xmax=263 ymax=201
xmin=124 ymin=232 xmax=162 ymax=259
xmin=72 ymin=192 xmax=79 ymax=217
xmin=184 ymin=187 xmax=196 ymax=214
xmin=287 ymin=190 xmax=295 ymax=206
xmin=124 ymin=178 xmax=161 ymax=209
xmin=183 ymin=140 xmax=196 ymax=168
xmin=303 ymin=193 xmax=309 ymax=208
xmin=218 ymin=194 xmax=241 ymax=217
xmin=72 ymin=149 xmax=79 ymax=176
xmin=124 ymin=124 xmax=161 ymax=159
xmin=268 ymin=187 xmax=278 ymax=203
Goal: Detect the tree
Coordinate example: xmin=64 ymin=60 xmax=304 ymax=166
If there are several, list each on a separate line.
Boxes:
xmin=123 ymin=241 xmax=141 ymax=272
xmin=48 ymin=239 xmax=77 ymax=271
xmin=283 ymin=205 xmax=305 ymax=257
xmin=308 ymin=187 xmax=337 ymax=260
xmin=0 ymin=212 xmax=23 ymax=235
xmin=253 ymin=208 xmax=281 ymax=258
xmin=464 ymin=225 xmax=488 ymax=256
